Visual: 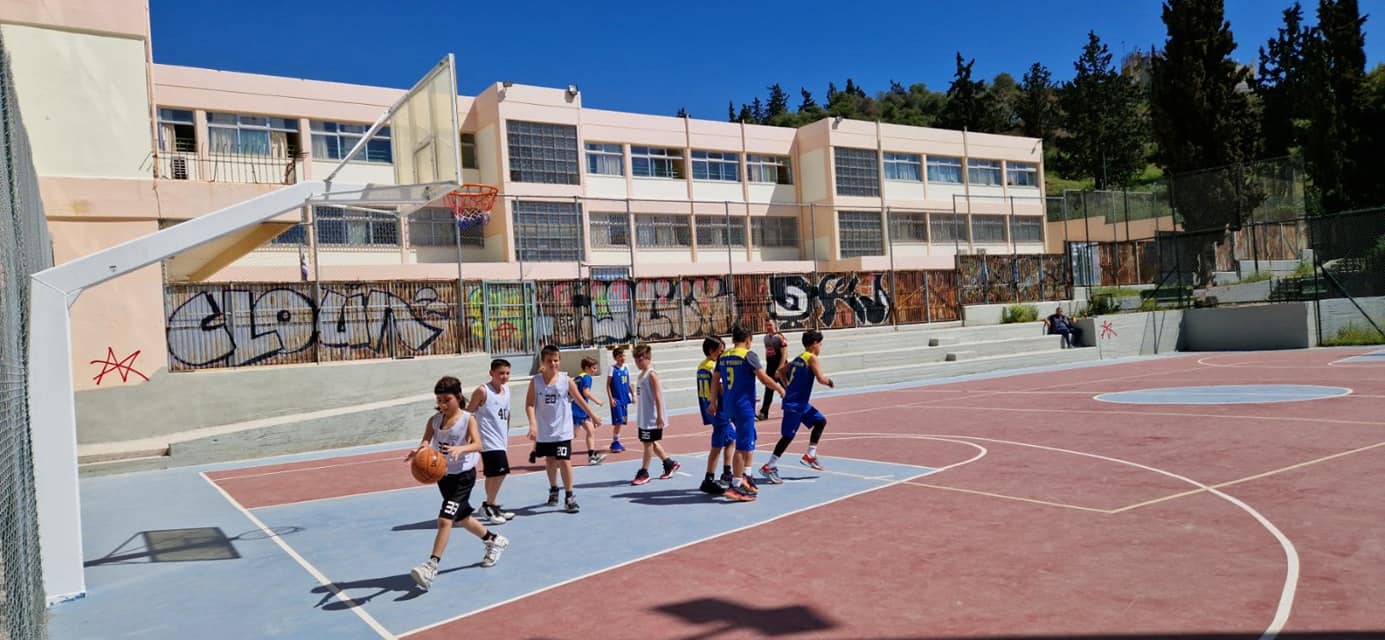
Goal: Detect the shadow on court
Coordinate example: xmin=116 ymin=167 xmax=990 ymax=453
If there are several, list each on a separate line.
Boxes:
xmin=610 ymin=488 xmax=729 ymax=507
xmin=84 ymin=526 xmax=303 ymax=566
xmin=653 ymin=598 xmax=836 ymax=638
xmin=310 ymin=562 xmax=482 ymax=610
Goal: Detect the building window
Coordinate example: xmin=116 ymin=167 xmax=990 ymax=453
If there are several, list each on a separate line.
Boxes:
xmin=311 ymin=206 xmax=399 ymax=247
xmin=968 ymin=159 xmax=1003 ymax=186
xmin=691 ymin=151 xmax=740 ymax=182
xmin=408 ymin=207 xmax=483 ymax=247
xmin=972 ymin=215 xmax=1009 ymax=243
xmin=461 ymin=133 xmax=478 ymax=169
xmin=586 ymin=143 xmax=624 ymax=176
xmin=926 ymin=156 xmax=963 ymax=184
xmin=507 ymin=120 xmax=579 ymax=184
xmin=752 ymin=217 xmax=798 ymax=248
xmin=157 ymin=109 xmax=196 ymax=153
xmin=635 ymin=214 xmax=691 ymax=248
xmin=311 ymin=121 xmax=391 ymax=163
xmin=208 ymin=113 xmax=299 ymax=156
xmin=838 ymin=211 xmax=884 ymax=258
xmin=883 ymin=152 xmax=923 ymax=182
xmin=1011 ymin=216 xmax=1044 ymax=243
xmin=1006 ymin=161 xmax=1039 ymax=187
xmin=695 ymin=215 xmax=747 ymax=247
xmin=747 ymin=154 xmax=792 ymax=185
xmin=589 ymin=212 xmax=630 ymax=248
xmin=889 ymin=212 xmax=928 ymax=242
xmin=930 ymin=213 xmax=968 ymax=242
xmin=834 ymin=147 xmax=880 ymax=197
xmin=631 ymin=147 xmax=685 ymax=179
xmin=513 ymin=201 xmax=583 ymax=261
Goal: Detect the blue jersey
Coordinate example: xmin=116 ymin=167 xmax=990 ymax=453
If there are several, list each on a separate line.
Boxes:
xmin=571 ymin=373 xmax=593 ymax=422
xmin=610 ymin=364 xmax=632 ymax=404
xmin=782 ymin=352 xmax=818 ymax=410
xmin=696 ymin=359 xmax=717 ymax=424
xmin=716 ymin=346 xmax=761 ymax=419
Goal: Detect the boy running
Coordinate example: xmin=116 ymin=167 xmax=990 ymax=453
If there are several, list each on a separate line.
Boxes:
xmin=606 ymin=346 xmax=633 ymax=453
xmin=467 ymin=359 xmax=517 ymax=524
xmin=717 ymin=325 xmax=786 ymax=501
xmin=697 ymin=337 xmax=736 ymax=496
xmin=631 ymin=344 xmax=681 ymax=485
xmin=526 ymin=345 xmax=601 ymax=513
xmin=572 ymin=357 xmax=607 ymax=466
xmin=760 ymin=330 xmax=835 ymax=484
xmin=407 ymin=376 xmax=509 ymax=591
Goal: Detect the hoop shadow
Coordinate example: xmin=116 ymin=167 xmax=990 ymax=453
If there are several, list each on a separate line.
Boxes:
xmin=310 ymin=562 xmax=482 ymax=610
xmin=654 ymin=598 xmax=835 ymax=639
xmin=84 ymin=526 xmax=304 ymax=566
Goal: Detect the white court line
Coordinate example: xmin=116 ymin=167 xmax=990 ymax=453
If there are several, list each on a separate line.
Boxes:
xmin=1093 ymin=385 xmax=1354 ymax=405
xmin=399 ymin=438 xmax=989 ymax=637
xmin=199 ymin=472 xmax=396 ymax=640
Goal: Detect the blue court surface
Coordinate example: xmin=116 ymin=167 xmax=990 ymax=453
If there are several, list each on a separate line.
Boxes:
xmin=49 ymin=450 xmax=932 ymax=639
xmin=1333 ymin=347 xmax=1385 ymax=365
xmin=1094 ymin=384 xmax=1352 ymax=405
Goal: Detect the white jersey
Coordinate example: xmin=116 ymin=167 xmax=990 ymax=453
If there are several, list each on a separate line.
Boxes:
xmin=429 ymin=411 xmax=478 ymax=475
xmin=637 ymin=368 xmax=661 ymax=429
xmin=532 ymin=372 xmax=574 ymax=443
xmin=475 ymin=383 xmax=511 ymax=452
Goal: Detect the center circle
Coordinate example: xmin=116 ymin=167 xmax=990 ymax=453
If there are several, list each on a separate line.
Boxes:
xmin=1094 ymin=384 xmax=1351 ymax=405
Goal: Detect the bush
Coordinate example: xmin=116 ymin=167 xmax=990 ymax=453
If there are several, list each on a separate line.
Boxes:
xmin=1083 ymin=295 xmax=1121 ymax=317
xmin=1291 ymin=260 xmax=1316 ymax=278
xmin=1322 ymin=323 xmax=1385 ymax=346
xmin=1001 ymin=304 xmax=1039 ymax=324
xmin=1233 ymin=271 xmax=1272 ymax=284
xmin=1138 ymin=297 xmax=1159 ymax=312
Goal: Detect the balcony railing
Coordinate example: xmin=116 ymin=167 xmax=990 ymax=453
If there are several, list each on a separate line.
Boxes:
xmin=154 ymin=149 xmax=303 ymax=185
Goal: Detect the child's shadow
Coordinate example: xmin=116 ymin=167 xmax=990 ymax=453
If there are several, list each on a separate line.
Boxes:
xmin=574 ymin=479 xmax=635 ymax=490
xmin=610 ymin=488 xmax=723 ymax=507
xmin=310 ymin=563 xmax=483 ymax=609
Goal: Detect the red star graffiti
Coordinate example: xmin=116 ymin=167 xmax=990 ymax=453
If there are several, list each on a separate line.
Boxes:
xmin=90 ymin=347 xmax=150 ymax=385
xmin=1100 ymin=321 xmax=1118 ymax=339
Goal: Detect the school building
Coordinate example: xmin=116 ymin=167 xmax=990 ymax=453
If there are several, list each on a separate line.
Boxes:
xmin=1 ymin=0 xmax=1047 ymax=389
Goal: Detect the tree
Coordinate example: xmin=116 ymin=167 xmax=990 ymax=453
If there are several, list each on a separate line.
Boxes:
xmin=751 ymin=97 xmax=765 ymax=124
xmin=727 ymin=101 xmax=736 ymax=123
xmin=876 ymin=81 xmax=945 ymax=127
xmin=766 ymin=84 xmax=790 ymax=121
xmin=988 ymin=72 xmax=1022 ymax=133
xmin=1059 ymin=32 xmax=1149 ymax=191
xmin=737 ymin=104 xmax=753 ymax=123
xmin=1301 ymin=0 xmax=1378 ymax=212
xmin=675 ymin=107 xmax=689 ymax=118
xmin=1150 ymin=0 xmax=1261 ymax=285
xmin=1016 ymin=62 xmax=1060 ymax=147
xmin=939 ymin=53 xmax=1004 ymax=132
xmin=826 ymin=78 xmax=877 ymax=120
xmin=1255 ymin=3 xmax=1312 ymax=159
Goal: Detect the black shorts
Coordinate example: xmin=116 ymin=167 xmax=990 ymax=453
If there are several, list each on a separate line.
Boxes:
xmin=638 ymin=428 xmax=663 ymax=443
xmin=534 ymin=440 xmax=572 ymax=461
xmin=436 ymin=468 xmax=477 ymax=522
xmin=481 ymin=450 xmax=510 ymax=477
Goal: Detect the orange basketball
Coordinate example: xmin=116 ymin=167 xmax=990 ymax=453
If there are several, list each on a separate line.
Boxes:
xmin=410 ymin=447 xmax=447 ymax=484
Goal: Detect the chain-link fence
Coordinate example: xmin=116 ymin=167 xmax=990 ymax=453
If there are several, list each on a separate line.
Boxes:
xmin=0 ymin=31 xmax=53 ymax=640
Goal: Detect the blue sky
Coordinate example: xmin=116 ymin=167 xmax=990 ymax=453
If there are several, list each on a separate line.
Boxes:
xmin=150 ymin=0 xmax=1381 ymax=120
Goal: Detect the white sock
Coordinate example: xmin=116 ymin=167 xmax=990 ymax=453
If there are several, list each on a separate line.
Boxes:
xmin=766 ymin=454 xmax=780 ymax=467
xmin=732 ymin=477 xmax=742 ymax=488
xmin=807 ymin=445 xmax=818 ymax=458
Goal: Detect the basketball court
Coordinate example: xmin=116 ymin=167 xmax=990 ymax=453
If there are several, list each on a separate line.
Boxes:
xmin=43 ymin=347 xmax=1385 ymax=639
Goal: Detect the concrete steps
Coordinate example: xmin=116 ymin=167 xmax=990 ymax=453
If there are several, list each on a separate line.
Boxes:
xmin=78 ymin=320 xmax=1098 ymax=475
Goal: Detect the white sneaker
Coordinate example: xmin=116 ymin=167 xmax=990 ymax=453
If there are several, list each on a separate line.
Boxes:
xmin=484 ymin=504 xmax=508 ymax=524
xmin=481 ymin=535 xmax=510 ymax=568
xmin=410 ymin=559 xmax=438 ymax=590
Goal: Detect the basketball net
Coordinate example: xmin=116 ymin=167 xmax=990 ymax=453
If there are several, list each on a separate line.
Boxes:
xmin=446 ymin=184 xmax=498 ymax=230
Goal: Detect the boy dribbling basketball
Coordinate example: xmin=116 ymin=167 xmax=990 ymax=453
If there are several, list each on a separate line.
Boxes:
xmin=467 ymin=359 xmax=516 ymax=524
xmin=526 ymin=345 xmax=601 ymax=513
xmin=407 ymin=376 xmax=509 ymax=591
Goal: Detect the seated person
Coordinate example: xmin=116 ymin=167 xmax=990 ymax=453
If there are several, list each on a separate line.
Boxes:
xmin=1043 ymin=306 xmax=1083 ymax=348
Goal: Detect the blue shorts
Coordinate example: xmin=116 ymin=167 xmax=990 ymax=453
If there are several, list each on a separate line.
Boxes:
xmin=610 ymin=403 xmax=628 ymax=426
xmin=708 ymin=417 xmax=735 ymax=449
xmin=781 ymin=405 xmax=825 ymax=439
xmin=572 ymin=414 xmax=592 ymax=429
xmin=730 ymin=414 xmax=757 ymax=452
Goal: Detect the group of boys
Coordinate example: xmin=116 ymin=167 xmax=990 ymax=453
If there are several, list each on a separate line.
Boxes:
xmin=405 ymin=327 xmax=833 ymax=590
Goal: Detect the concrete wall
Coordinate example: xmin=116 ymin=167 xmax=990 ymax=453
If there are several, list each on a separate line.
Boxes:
xmin=1311 ymin=296 xmax=1385 ymax=344
xmin=1180 ymin=303 xmax=1312 ymax=351
xmin=1074 ymin=310 xmax=1183 ymax=358
xmin=962 ymin=300 xmax=1081 ymax=326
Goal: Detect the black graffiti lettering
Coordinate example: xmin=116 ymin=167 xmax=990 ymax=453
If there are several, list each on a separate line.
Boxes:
xmin=767 ymin=275 xmax=813 ymax=329
xmin=166 ymin=291 xmax=235 ymax=366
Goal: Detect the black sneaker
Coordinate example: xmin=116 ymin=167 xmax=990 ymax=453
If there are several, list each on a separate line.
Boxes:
xmin=659 ymin=459 xmax=681 ymax=479
xmin=699 ymin=478 xmax=726 ymax=495
xmin=546 ymin=486 xmax=560 ymax=507
xmin=631 ymin=468 xmax=651 ymax=486
xmin=564 ymin=493 xmax=580 ymax=513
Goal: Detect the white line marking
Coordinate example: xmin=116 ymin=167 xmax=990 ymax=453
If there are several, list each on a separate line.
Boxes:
xmin=199 ymin=472 xmax=395 ymax=639
xmin=1093 ymin=385 xmax=1353 ymax=405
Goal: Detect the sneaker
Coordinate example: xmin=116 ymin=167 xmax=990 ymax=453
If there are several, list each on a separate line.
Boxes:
xmin=632 ymin=468 xmax=651 ymax=486
xmin=723 ymin=486 xmax=756 ymax=502
xmin=756 ymin=412 xmax=769 ymax=421
xmin=659 ymin=459 xmax=681 ymax=479
xmin=528 ymin=449 xmax=538 ymax=464
xmin=493 ymin=504 xmax=516 ymax=520
xmin=481 ymin=535 xmax=509 ymax=568
xmin=610 ymin=440 xmax=626 ymax=453
xmin=546 ymin=487 xmax=560 ymax=507
xmin=588 ymin=452 xmax=607 ymax=466
xmin=483 ymin=503 xmax=508 ymax=525
xmin=699 ymin=478 xmax=726 ymax=495
xmin=741 ymin=475 xmax=759 ymax=495
xmin=760 ymin=464 xmax=783 ymax=485
xmin=719 ymin=470 xmax=734 ymax=488
xmin=800 ymin=454 xmax=824 ymax=471
xmin=565 ymin=494 xmax=580 ymax=513
xmin=410 ymin=559 xmax=438 ymax=590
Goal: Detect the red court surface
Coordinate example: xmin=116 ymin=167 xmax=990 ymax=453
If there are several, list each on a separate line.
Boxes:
xmin=206 ymin=348 xmax=1385 ymax=639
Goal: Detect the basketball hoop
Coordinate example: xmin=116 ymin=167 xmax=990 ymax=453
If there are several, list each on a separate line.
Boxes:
xmin=445 ymin=184 xmax=498 ymax=229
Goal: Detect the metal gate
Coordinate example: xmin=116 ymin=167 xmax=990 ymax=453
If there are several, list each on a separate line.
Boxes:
xmin=481 ymin=281 xmax=535 ymax=355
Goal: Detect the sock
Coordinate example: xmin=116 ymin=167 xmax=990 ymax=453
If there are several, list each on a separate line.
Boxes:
xmin=766 ymin=454 xmax=780 ymax=467
xmin=807 ymin=445 xmax=818 ymax=457
xmin=550 ymin=485 xmax=559 ymax=494
xmin=429 ymin=555 xmax=441 ymax=564
xmin=723 ymin=465 xmax=731 ymax=475
xmin=482 ymin=532 xmax=496 ymax=542
xmin=732 ymin=477 xmax=743 ymax=488
xmin=705 ymin=473 xmax=714 ymax=481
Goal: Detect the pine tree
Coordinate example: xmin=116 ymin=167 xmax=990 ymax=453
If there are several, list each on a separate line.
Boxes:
xmin=1059 ymin=32 xmax=1149 ymax=191
xmin=988 ymin=72 xmax=1022 ymax=133
xmin=938 ymin=53 xmax=1004 ymax=132
xmin=676 ymin=107 xmax=689 ymax=118
xmin=1016 ymin=62 xmax=1060 ymax=146
xmin=727 ymin=101 xmax=736 ymax=123
xmin=799 ymin=88 xmax=822 ymax=114
xmin=737 ymin=104 xmax=753 ymax=123
xmin=751 ymin=97 xmax=765 ymax=124
xmin=766 ymin=84 xmax=790 ymax=121
xmin=1255 ymin=3 xmax=1311 ymax=159
xmin=1302 ymin=0 xmax=1377 ymax=212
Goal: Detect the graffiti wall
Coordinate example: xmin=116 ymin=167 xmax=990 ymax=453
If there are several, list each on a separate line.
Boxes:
xmin=165 ymin=262 xmax=1066 ymax=370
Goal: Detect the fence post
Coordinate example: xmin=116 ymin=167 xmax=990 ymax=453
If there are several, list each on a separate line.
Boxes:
xmin=724 ymin=201 xmax=738 ymax=330
xmin=924 ymin=270 xmax=933 ymax=323
xmin=808 ymin=203 xmax=820 ymax=330
xmin=677 ymin=277 xmax=688 ymax=339
xmin=885 ymin=206 xmax=897 ymax=329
